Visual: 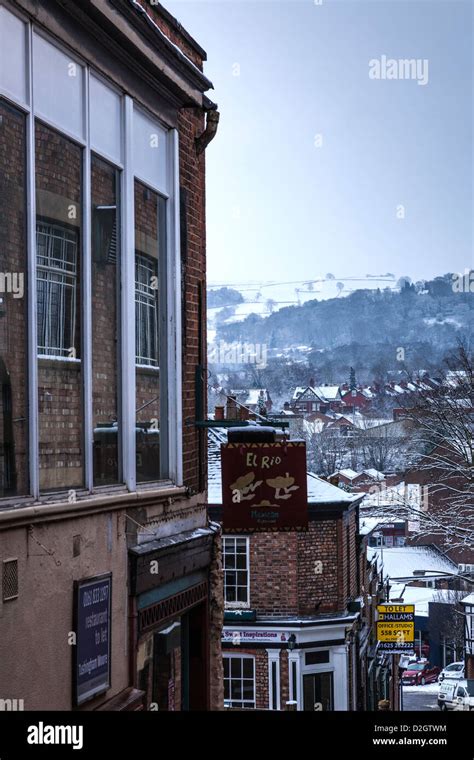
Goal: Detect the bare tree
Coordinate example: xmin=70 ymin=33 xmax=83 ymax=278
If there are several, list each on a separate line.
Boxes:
xmin=350 ymin=417 xmax=411 ymax=472
xmin=307 ymin=427 xmax=350 ymax=477
xmin=367 ymin=344 xmax=474 ymax=554
xmin=432 ymin=588 xmax=466 ymax=661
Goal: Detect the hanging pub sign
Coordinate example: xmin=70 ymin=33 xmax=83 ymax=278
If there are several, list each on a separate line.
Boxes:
xmin=221 ymin=441 xmax=308 ymax=530
xmin=73 ymin=573 xmax=112 ymax=706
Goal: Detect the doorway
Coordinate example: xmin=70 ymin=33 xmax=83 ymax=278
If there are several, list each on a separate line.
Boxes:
xmin=302 ymin=672 xmax=334 ymax=711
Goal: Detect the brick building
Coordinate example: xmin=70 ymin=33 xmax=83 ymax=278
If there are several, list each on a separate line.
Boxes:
xmin=0 ymin=0 xmax=222 ymax=710
xmin=207 ymin=428 xmax=398 ymax=710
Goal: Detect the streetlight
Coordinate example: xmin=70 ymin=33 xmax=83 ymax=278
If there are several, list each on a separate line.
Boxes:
xmin=287 ymin=634 xmax=297 ymax=652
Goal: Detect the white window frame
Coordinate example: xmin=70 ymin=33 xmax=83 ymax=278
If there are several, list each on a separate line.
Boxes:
xmin=223 ymin=654 xmax=256 ymax=709
xmin=135 ymin=251 xmax=159 ymax=367
xmin=267 ymin=650 xmax=280 ymax=711
xmin=0 ymin=8 xmax=183 ymax=498
xmin=223 ymin=536 xmax=250 ymax=609
xmin=36 ymin=221 xmax=79 ymax=358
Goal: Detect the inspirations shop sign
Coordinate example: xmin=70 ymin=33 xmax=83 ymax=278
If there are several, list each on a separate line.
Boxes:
xmin=73 ymin=574 xmax=112 ymax=705
xmin=221 ymin=441 xmax=308 ymax=530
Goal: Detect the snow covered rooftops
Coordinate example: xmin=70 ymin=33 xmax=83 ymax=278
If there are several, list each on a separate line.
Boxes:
xmin=293 ymin=385 xmax=341 ymax=402
xmin=367 ymin=545 xmax=458 ymax=580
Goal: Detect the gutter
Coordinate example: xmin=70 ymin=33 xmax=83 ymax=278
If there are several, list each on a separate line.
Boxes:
xmin=126 ymin=0 xmax=214 ymax=92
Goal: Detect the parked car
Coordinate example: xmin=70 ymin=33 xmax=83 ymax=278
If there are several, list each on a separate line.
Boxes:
xmin=438 ymin=679 xmax=474 ymax=711
xmin=438 ymin=661 xmax=465 ymax=683
xmin=402 ymin=661 xmax=440 ymax=686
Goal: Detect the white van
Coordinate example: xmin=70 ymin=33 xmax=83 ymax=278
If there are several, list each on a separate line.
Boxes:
xmin=438 ymin=661 xmax=465 ymax=683
xmin=438 ymin=679 xmax=474 ymax=711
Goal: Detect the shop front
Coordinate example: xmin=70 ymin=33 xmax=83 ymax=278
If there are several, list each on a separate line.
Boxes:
xmin=129 ymin=526 xmax=219 ymax=711
xmin=222 ymin=617 xmax=357 ymax=711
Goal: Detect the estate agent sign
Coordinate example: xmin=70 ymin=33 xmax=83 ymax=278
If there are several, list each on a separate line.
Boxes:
xmin=376 ymin=603 xmax=415 ymax=653
xmin=73 ymin=573 xmax=112 ymax=705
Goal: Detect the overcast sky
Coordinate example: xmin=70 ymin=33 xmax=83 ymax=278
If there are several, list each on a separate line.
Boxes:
xmin=166 ymin=0 xmax=473 ymax=287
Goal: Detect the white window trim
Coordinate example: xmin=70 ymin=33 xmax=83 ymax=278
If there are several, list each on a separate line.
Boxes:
xmin=288 ymin=649 xmax=302 ymax=709
xmin=223 ymin=653 xmax=256 ymax=710
xmin=266 ymin=650 xmax=280 ymax=711
xmin=223 ymin=536 xmax=250 ymax=609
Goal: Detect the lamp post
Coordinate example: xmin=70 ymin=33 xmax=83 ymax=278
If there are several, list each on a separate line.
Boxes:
xmin=460 ymin=594 xmax=474 ymax=685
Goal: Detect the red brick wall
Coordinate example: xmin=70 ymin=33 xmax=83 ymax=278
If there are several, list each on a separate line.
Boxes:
xmin=249 ymin=531 xmax=299 ymax=615
xmin=242 ymin=513 xmax=358 ymax=617
xmin=178 ymin=106 xmax=207 ymax=493
xmin=298 ymin=520 xmax=344 ymax=614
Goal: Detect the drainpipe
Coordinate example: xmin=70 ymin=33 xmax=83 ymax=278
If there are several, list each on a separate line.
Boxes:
xmin=195 ymin=99 xmax=220 ymax=155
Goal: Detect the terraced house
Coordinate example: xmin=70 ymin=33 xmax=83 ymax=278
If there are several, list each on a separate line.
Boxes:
xmin=0 ymin=0 xmax=222 ymax=710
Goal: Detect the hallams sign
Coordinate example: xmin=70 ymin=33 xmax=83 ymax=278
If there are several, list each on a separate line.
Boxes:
xmin=221 ymin=441 xmax=308 ymax=530
xmin=376 ymin=604 xmax=415 ymax=653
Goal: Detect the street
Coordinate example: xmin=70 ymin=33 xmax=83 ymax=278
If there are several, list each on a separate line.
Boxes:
xmin=402 ymin=683 xmax=440 ymax=711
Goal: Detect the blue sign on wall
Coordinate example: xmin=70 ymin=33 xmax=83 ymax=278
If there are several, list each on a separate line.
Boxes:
xmin=74 ymin=574 xmax=112 ymax=706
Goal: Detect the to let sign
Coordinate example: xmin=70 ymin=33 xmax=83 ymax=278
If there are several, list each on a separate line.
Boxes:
xmin=73 ymin=573 xmax=112 ymax=706
xmin=376 ymin=604 xmax=415 ymax=653
xmin=221 ymin=441 xmax=308 ymax=530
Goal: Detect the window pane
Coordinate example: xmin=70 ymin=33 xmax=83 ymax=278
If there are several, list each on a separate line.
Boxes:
xmin=133 ymin=109 xmax=167 ymax=193
xmin=0 ymin=100 xmax=28 ymax=496
xmin=0 ymin=8 xmax=27 ymax=105
xmin=90 ymin=76 xmax=122 ymax=165
xmin=236 ymin=571 xmax=247 ymax=586
xmin=230 ymin=680 xmax=242 ymax=700
xmin=134 ymin=180 xmax=166 ymax=482
xmin=230 ymin=658 xmax=241 ymax=678
xmin=226 ymin=587 xmax=236 ymax=602
xmin=91 ymin=155 xmax=120 ymax=485
xmin=242 ymin=658 xmax=254 ymax=679
xmin=236 ymin=586 xmax=248 ymax=603
xmin=36 ymin=121 xmax=83 ymax=491
xmin=33 ymin=33 xmax=84 ymax=139
xmin=225 ymin=571 xmax=236 ymax=586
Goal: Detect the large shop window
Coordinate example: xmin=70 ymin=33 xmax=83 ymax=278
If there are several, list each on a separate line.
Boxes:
xmin=0 ymin=100 xmax=28 ymax=497
xmin=223 ymin=656 xmax=255 ymax=709
xmin=223 ymin=537 xmax=249 ymax=607
xmin=92 ymin=154 xmax=121 ymax=486
xmin=134 ymin=180 xmax=167 ymax=483
xmin=35 ymin=121 xmax=84 ymax=491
